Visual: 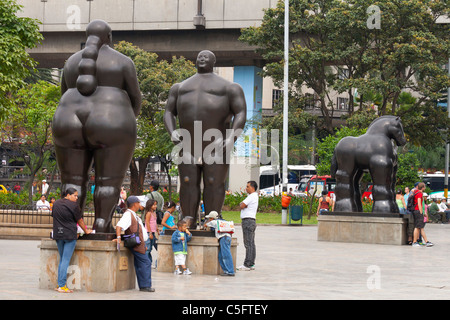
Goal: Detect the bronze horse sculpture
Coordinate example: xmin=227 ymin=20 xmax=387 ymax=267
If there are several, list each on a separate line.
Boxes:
xmin=331 ymin=116 xmax=407 ymax=213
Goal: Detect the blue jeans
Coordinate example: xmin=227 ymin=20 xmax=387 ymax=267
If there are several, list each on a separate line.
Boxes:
xmin=218 ymin=236 xmax=234 ymax=274
xmin=130 ymin=249 xmax=152 ymax=289
xmin=55 ymin=239 xmax=77 ymax=287
xmin=145 ymin=232 xmax=157 ymax=266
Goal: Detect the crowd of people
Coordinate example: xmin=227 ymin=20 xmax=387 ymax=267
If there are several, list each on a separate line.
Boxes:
xmin=49 ymin=175 xmax=450 ymax=293
xmin=51 ymin=179 xmax=260 ymax=293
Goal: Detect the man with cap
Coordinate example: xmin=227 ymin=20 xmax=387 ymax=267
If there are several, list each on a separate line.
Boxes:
xmin=204 ymin=211 xmax=235 ymax=276
xmin=113 ymin=196 xmax=155 ymax=292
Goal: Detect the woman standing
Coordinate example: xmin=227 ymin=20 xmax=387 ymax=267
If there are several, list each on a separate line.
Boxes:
xmin=52 ymin=188 xmax=92 ymax=293
xmin=316 ymin=190 xmax=333 ymax=216
xmin=396 ymin=189 xmax=407 ymax=214
xmin=144 ymin=199 xmax=159 ymax=267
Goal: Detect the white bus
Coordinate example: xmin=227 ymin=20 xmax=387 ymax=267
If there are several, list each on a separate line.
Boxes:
xmin=259 ymin=165 xmax=316 ymax=196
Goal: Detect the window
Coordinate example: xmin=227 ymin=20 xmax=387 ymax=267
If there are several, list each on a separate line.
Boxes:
xmin=304 ymin=93 xmax=316 ymax=109
xmin=272 ymin=89 xmax=283 ymax=108
xmin=338 ymin=67 xmax=350 ymax=80
xmin=337 ymin=97 xmax=349 ymax=110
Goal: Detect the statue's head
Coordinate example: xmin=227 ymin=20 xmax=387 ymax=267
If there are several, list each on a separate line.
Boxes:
xmin=86 ymin=19 xmax=112 ymax=46
xmin=196 ymin=50 xmax=216 ymax=74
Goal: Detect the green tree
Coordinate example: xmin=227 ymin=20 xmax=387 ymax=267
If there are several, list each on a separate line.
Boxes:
xmin=240 ymin=0 xmax=450 ymax=142
xmin=0 ymin=0 xmax=43 ymax=121
xmin=2 ymin=81 xmax=60 ymax=204
xmin=114 ymin=41 xmax=196 ymax=195
xmin=316 ymin=126 xmax=366 ymax=176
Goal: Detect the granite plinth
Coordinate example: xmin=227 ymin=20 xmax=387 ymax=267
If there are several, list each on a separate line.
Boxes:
xmin=317 ymin=212 xmax=408 ymax=245
xmin=158 ymin=232 xmax=238 ymax=275
xmin=39 ymin=238 xmax=135 ymax=292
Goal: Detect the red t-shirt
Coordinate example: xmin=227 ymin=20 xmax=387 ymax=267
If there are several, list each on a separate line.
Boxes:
xmin=414 ymin=191 xmax=423 ymax=211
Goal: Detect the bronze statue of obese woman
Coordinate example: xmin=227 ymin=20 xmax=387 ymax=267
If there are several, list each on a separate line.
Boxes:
xmin=52 ymin=20 xmax=141 ymax=233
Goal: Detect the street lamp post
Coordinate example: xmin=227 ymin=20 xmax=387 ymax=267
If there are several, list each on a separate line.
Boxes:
xmin=282 ymin=0 xmax=289 ymax=224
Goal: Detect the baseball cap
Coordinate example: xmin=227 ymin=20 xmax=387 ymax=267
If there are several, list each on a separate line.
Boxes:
xmin=205 ymin=211 xmax=219 ymax=219
xmin=127 ymin=196 xmax=140 ymax=206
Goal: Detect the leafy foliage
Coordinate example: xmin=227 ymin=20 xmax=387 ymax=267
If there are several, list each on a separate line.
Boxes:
xmin=0 ymin=0 xmax=43 ymax=121
xmin=2 ymin=81 xmax=60 ymax=203
xmin=240 ymin=0 xmax=450 ymax=144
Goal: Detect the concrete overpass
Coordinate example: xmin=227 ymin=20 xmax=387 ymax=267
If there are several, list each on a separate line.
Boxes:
xmin=17 ymin=0 xmax=278 ymax=68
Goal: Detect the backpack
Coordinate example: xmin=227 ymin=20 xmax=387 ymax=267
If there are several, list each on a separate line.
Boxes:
xmin=406 ymin=190 xmax=418 ymax=212
xmin=149 ymin=192 xmax=164 ymax=224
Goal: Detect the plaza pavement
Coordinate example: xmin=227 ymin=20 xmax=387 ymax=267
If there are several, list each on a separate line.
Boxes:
xmin=1 ymin=223 xmax=450 ymax=300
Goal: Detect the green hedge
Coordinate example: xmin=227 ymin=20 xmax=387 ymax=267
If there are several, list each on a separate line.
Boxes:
xmin=0 ymin=190 xmax=373 ymax=214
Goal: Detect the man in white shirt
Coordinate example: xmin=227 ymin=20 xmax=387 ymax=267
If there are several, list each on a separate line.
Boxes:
xmin=41 ymin=180 xmax=49 ymax=195
xmin=439 ymin=199 xmax=450 ymax=222
xmin=113 ymin=196 xmax=154 ymax=292
xmin=36 ymin=195 xmax=50 ymax=211
xmin=237 ymin=181 xmax=259 ymax=271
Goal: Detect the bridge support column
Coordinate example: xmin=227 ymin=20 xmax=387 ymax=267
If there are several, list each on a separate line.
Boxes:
xmin=228 ymin=66 xmax=262 ymax=192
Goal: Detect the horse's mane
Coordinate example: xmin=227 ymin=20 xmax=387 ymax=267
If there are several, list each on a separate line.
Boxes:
xmin=368 ymin=115 xmax=399 ymax=129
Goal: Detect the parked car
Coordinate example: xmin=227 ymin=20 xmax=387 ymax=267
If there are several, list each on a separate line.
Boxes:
xmin=295 ymin=175 xmax=336 ymax=197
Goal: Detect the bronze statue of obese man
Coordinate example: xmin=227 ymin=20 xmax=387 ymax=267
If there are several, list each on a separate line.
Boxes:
xmin=164 ymin=50 xmax=247 ymax=228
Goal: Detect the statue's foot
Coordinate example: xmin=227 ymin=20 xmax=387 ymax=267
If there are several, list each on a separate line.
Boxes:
xmin=334 ymin=199 xmax=354 ymax=213
xmin=372 ymin=200 xmax=396 ymax=213
xmin=93 ymin=218 xmax=113 ymax=233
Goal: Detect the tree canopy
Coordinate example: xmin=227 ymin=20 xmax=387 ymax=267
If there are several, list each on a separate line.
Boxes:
xmin=240 ymin=0 xmax=449 ymax=146
xmin=0 ymin=0 xmax=43 ymax=122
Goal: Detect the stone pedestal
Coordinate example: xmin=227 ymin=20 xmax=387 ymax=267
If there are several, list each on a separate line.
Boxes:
xmin=317 ymin=213 xmax=408 ymax=245
xmin=157 ymin=231 xmax=238 ymax=275
xmin=39 ymin=238 xmax=136 ymax=292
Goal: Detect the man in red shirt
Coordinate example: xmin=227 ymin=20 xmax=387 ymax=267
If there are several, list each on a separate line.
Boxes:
xmin=412 ymin=182 xmax=434 ymax=247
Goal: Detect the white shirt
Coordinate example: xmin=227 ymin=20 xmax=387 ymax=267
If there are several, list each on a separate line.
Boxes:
xmin=41 ymin=183 xmax=49 ymax=194
xmin=205 ymin=220 xmax=233 ymax=239
xmin=438 ymin=202 xmax=448 ymax=212
xmin=240 ymin=191 xmax=259 ymax=219
xmin=36 ymin=200 xmax=50 ymax=210
xmin=116 ymin=209 xmax=148 ymax=241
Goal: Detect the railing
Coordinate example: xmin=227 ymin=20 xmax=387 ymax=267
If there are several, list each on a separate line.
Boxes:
xmin=0 ymin=204 xmax=126 ymax=227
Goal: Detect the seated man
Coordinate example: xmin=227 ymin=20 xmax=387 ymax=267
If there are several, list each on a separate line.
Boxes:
xmin=438 ymin=199 xmax=450 ymax=223
xmin=428 ymin=198 xmax=442 ymax=223
xmin=36 ymin=195 xmax=50 ymax=211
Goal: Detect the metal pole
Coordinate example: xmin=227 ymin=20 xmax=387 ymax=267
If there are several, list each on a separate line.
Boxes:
xmin=444 ymin=57 xmax=449 ymax=199
xmin=282 ymin=0 xmax=289 ymax=224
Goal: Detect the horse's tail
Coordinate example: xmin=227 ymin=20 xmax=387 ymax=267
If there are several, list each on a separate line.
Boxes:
xmin=330 ymin=150 xmax=338 ymax=179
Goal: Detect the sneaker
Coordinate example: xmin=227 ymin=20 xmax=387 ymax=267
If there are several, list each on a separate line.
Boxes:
xmin=174 ymin=268 xmax=182 ymax=275
xmin=425 ymin=241 xmax=434 ymax=247
xmin=140 ymin=287 xmax=155 ymax=292
xmin=183 ymin=268 xmax=192 ymax=275
xmin=56 ymin=285 xmax=73 ymax=293
xmin=250 ymin=265 xmax=256 ymax=270
xmin=237 ymin=265 xmax=251 ymax=271
xmin=220 ymin=272 xmax=235 ymax=276
xmin=412 ymin=242 xmax=421 ymax=247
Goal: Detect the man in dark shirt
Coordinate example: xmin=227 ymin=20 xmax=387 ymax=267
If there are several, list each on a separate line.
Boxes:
xmin=52 ymin=188 xmax=91 ymax=292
